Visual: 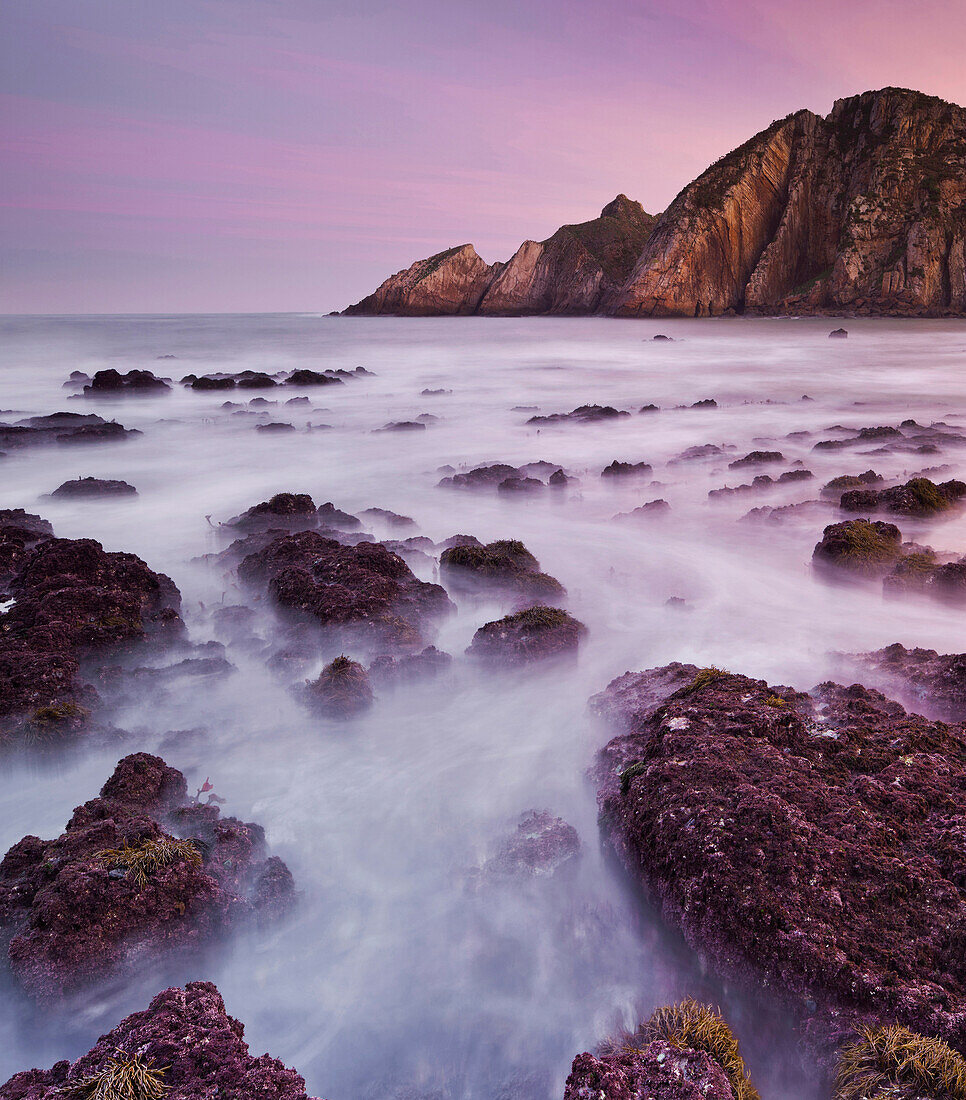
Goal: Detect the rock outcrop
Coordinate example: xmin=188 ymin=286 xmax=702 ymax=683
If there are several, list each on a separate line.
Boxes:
xmin=0 ymin=981 xmax=320 ymax=1098
xmin=0 ymin=754 xmax=294 ymax=1000
xmin=348 ymin=88 xmax=966 ymax=318
xmin=477 ymin=195 xmax=656 ymax=315
xmin=591 ymin=663 xmax=966 ymax=1057
xmin=344 ymin=243 xmax=500 ymax=316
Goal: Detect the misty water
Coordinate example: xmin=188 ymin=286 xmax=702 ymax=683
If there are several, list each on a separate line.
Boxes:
xmin=2 ymin=314 xmax=966 ymax=1098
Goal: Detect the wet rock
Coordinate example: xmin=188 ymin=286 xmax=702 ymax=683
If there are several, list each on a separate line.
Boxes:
xmin=548 ymin=469 xmax=576 ymax=487
xmin=0 ymin=754 xmax=294 ymax=1000
xmin=285 ymin=369 xmax=343 ymax=386
xmin=83 ymin=369 xmax=169 ymax=395
xmin=439 ymin=540 xmax=565 ymax=605
xmin=688 ymin=398 xmax=717 ymax=409
xmin=421 ymin=388 xmax=451 ymax=396
xmin=882 ymin=550 xmax=939 ymax=595
xmin=375 ymin=420 xmax=425 ymax=432
xmin=0 ymin=980 xmax=320 ymax=1098
xmin=235 ymin=371 xmax=277 ymax=389
xmin=307 ymin=656 xmax=373 ymax=718
xmin=601 ymin=460 xmax=653 ymax=478
xmin=591 ymin=663 xmax=966 ymax=1056
xmin=670 ymin=443 xmax=725 ymax=463
xmin=0 ymin=414 xmax=140 ymax=448
xmin=190 ymin=375 xmax=236 ymax=390
xmin=368 ymin=646 xmax=451 ymax=686
xmin=812 ymin=518 xmax=903 ymax=576
xmin=0 ymin=527 xmax=183 ymax=737
xmin=238 ymin=531 xmax=452 ymax=649
xmin=564 ymin=1043 xmax=734 ymax=1100
xmin=829 ymin=328 xmax=848 ymax=338
xmin=527 ymin=405 xmax=629 ymax=425
xmin=639 ymin=403 xmax=660 ymax=413
xmin=48 ymin=477 xmax=137 ymax=499
xmin=839 ymin=476 xmax=966 ymax=516
xmin=498 ymin=476 xmax=544 ymax=493
xmin=224 ymin=492 xmax=320 ymax=533
xmin=729 ymin=450 xmax=783 ymax=468
xmin=466 ymin=606 xmax=586 ymax=664
xmin=438 ymin=464 xmax=521 ymax=490
xmin=777 ymin=468 xmax=814 ymax=483
xmin=842 ymin=642 xmax=966 ymax=720
xmin=360 ymin=508 xmax=417 ymax=529
xmin=317 ymin=501 xmax=361 ymax=529
xmin=820 ymin=470 xmax=884 ymax=497
xmin=255 ymin=421 xmax=296 ymax=433
xmin=614 ymin=499 xmax=671 ymax=520
xmin=483 ymin=811 xmax=580 ymax=877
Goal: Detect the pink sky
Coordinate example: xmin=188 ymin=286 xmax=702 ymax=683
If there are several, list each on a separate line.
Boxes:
xmin=3 ymin=0 xmax=966 ymax=313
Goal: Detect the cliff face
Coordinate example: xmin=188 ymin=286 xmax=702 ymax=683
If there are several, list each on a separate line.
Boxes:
xmin=344 ymin=88 xmax=966 ymax=318
xmin=342 ymin=244 xmax=500 ymax=316
xmin=615 ymin=88 xmax=966 ymax=317
xmin=478 ymin=195 xmax=657 ymax=314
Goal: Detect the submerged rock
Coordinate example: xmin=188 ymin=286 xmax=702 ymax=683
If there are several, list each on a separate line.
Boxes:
xmin=601 ymin=460 xmax=653 ymax=478
xmin=820 ymin=470 xmax=884 ymax=497
xmin=439 ymin=540 xmax=565 ymax=605
xmin=591 ymin=663 xmax=966 ymax=1056
xmin=482 ymin=811 xmax=580 ymax=877
xmin=0 ymin=981 xmax=320 ymax=1098
xmin=728 ymin=450 xmax=783 ymax=468
xmin=238 ymin=531 xmax=452 ymax=649
xmin=307 ymin=655 xmax=373 ymax=718
xmin=843 ymin=642 xmax=966 ymax=720
xmin=0 ymin=753 xmax=294 ymax=1000
xmin=48 ymin=477 xmax=137 ymax=499
xmin=527 ymin=405 xmax=628 ymax=425
xmin=467 ymin=606 xmax=586 ymax=664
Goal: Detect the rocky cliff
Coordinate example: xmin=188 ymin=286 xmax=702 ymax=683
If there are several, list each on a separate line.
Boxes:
xmin=478 ymin=195 xmax=656 ymax=314
xmin=345 ymin=88 xmax=966 ymax=318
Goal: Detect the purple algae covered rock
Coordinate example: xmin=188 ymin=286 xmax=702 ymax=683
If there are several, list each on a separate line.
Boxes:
xmin=0 ymin=981 xmax=322 ymax=1099
xmin=0 ymin=753 xmax=294 ymax=1000
xmin=590 ymin=663 xmax=966 ymax=1057
xmin=564 ymin=1042 xmax=735 ymax=1100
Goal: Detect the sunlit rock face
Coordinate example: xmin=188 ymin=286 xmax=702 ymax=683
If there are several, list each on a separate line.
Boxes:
xmin=351 ymin=88 xmax=966 ymax=318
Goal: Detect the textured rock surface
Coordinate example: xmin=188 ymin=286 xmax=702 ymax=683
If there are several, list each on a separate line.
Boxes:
xmin=344 ymin=244 xmax=500 ymax=315
xmin=842 ymin=642 xmax=966 ymax=720
xmin=350 ymin=88 xmax=966 ymax=318
xmin=478 ymin=195 xmax=656 ymax=315
xmin=0 ymin=523 xmax=183 ymax=736
xmin=238 ymin=530 xmax=452 ymax=648
xmin=564 ymin=1043 xmax=735 ymax=1100
xmin=0 ymin=981 xmax=320 ymax=1098
xmin=439 ymin=539 xmax=565 ymax=605
xmin=466 ymin=606 xmax=586 ymax=664
xmin=591 ymin=663 xmax=966 ymax=1056
xmin=0 ymin=754 xmax=294 ymax=1000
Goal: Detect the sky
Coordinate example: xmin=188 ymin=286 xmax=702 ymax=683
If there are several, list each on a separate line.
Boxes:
xmin=3 ymin=0 xmax=966 ymax=313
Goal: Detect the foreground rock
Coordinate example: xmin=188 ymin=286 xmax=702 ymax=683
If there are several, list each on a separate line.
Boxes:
xmin=592 ymin=663 xmax=966 ymax=1056
xmin=0 ymin=519 xmax=183 ymax=737
xmin=466 ymin=606 xmax=586 ymax=664
xmin=439 ymin=539 xmax=565 ymax=605
xmin=0 ymin=981 xmax=320 ymax=1098
xmin=0 ymin=753 xmax=294 ymax=1000
xmin=564 ymin=1000 xmax=758 ymax=1100
xmin=238 ymin=531 xmax=452 ymax=649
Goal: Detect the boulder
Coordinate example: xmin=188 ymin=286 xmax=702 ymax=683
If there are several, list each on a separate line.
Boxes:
xmin=0 ymin=754 xmax=294 ymax=999
xmin=307 ymin=656 xmax=373 ymax=718
xmin=812 ymin=519 xmax=903 ymax=576
xmin=0 ymin=981 xmax=319 ymax=1098
xmin=48 ymin=477 xmax=137 ymax=499
xmin=439 ymin=540 xmax=565 ymax=605
xmin=591 ymin=663 xmax=966 ymax=1056
xmin=466 ymin=606 xmax=586 ymax=664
